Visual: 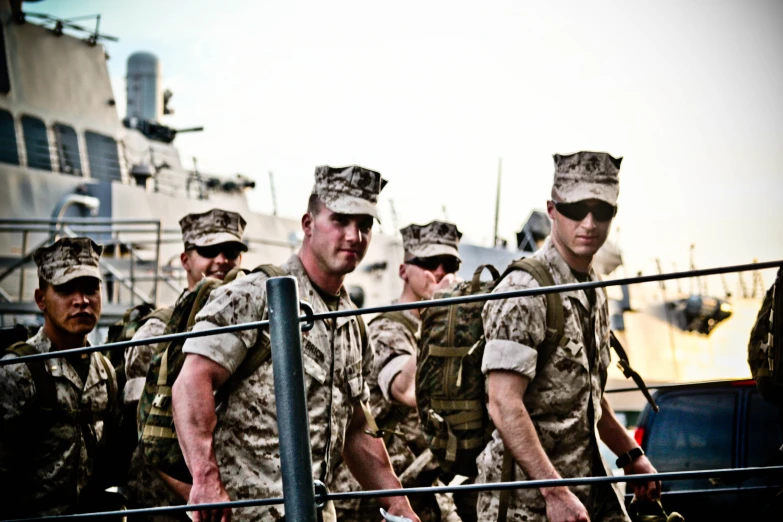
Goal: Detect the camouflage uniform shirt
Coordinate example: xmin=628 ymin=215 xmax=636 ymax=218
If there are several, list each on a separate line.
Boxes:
xmin=182 ymin=254 xmax=371 ymax=521
xmin=124 ymin=316 xmax=168 ymax=403
xmin=478 ymin=238 xmax=629 ymax=522
xmin=0 ymin=328 xmax=116 ymax=517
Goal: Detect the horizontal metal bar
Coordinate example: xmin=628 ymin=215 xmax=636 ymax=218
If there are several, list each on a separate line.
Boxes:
xmin=0 ymin=317 xmax=272 ymax=366
xmin=0 ymin=218 xmax=161 ymax=225
xmin=3 ymin=259 xmax=780 ymax=366
xmin=306 ymin=259 xmax=783 ymax=324
xmin=8 ymin=465 xmax=782 ymax=521
xmin=0 ymin=226 xmax=163 ymax=233
xmin=606 ymin=378 xmax=753 ymax=394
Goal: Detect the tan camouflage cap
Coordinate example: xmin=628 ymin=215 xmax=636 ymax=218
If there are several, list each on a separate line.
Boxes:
xmin=552 ymin=151 xmax=622 ymax=205
xmin=401 ymin=220 xmax=462 ymax=260
xmin=34 ymin=237 xmax=103 ymax=286
xmin=179 ymin=209 xmax=248 ymax=251
xmin=311 ymin=165 xmax=388 ymax=220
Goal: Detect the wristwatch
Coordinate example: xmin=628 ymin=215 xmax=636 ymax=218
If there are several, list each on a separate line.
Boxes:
xmin=615 ymin=447 xmax=644 ymax=468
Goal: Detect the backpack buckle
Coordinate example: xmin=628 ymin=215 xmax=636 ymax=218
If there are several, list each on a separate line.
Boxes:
xmin=152 ymin=393 xmax=171 ymax=409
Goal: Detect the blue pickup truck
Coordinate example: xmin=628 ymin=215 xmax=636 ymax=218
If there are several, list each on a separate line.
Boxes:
xmin=633 ymin=379 xmax=782 ymax=521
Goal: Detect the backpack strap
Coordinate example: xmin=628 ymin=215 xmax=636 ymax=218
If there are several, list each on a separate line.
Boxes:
xmin=97 ymin=352 xmax=119 ymax=415
xmin=5 ymin=342 xmax=57 ymax=411
xmin=369 ymin=311 xmax=417 ymax=340
xmin=502 ymin=257 xmax=566 ymax=374
xmin=143 ymin=306 xmax=174 ymax=326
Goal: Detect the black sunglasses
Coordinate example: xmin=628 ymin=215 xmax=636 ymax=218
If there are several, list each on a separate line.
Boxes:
xmin=552 ymin=200 xmax=617 ymax=222
xmin=405 ymin=256 xmax=460 ymax=274
xmin=193 ymin=245 xmax=243 ymax=261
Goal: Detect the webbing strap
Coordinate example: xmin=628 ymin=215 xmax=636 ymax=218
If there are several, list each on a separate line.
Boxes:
xmin=443 ymin=409 xmax=484 ymax=429
xmin=360 ymin=400 xmax=383 ymax=438
xmin=429 ymin=435 xmax=485 ymax=451
xmin=142 ymin=424 xmax=177 ymax=439
xmin=497 ymin=449 xmax=514 ymax=522
xmin=430 ymin=398 xmax=483 ymax=411
xmin=428 ymin=345 xmax=472 ymax=358
xmin=157 ymin=348 xmax=169 ymax=387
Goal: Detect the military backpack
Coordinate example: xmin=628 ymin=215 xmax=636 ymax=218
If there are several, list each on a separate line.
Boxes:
xmin=416 ymin=257 xmax=656 ymax=479
xmin=136 ymin=264 xmax=288 ymax=482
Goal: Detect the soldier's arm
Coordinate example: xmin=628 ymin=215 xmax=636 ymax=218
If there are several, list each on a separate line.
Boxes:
xmin=124 ymin=317 xmax=167 ymax=403
xmin=372 ymin=318 xmax=417 ymax=408
xmin=597 ymin=396 xmax=660 ymax=501
xmin=389 ymin=355 xmax=417 ymax=407
xmin=342 ymin=402 xmax=421 ymax=522
xmin=173 ymin=273 xmax=266 ymax=521
xmin=482 ymin=272 xmax=589 ymax=522
xmin=172 ymin=353 xmax=232 ymax=522
xmin=487 ymin=371 xmax=588 ymax=522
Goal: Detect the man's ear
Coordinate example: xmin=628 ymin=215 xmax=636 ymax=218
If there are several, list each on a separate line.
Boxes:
xmin=546 ymin=200 xmax=557 ymax=220
xmin=302 ymin=212 xmax=314 ymax=237
xmin=180 ymin=251 xmax=191 ymax=272
xmin=399 ymin=263 xmax=409 ymax=282
xmin=34 ymin=288 xmax=46 ymax=313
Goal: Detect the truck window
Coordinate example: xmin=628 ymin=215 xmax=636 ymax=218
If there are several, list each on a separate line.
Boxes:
xmin=744 ymin=391 xmax=783 ymax=486
xmin=645 ymin=391 xmax=736 ymax=491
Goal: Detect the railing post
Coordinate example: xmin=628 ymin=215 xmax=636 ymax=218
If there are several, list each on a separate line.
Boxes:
xmin=18 ymin=230 xmax=28 ymax=302
xmin=266 ymin=276 xmax=317 ymax=522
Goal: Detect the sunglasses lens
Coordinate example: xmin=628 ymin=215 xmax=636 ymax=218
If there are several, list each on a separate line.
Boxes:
xmin=409 ymin=256 xmax=460 ymax=273
xmin=195 ymin=246 xmax=241 ymax=260
xmin=555 ymin=202 xmax=616 ymax=222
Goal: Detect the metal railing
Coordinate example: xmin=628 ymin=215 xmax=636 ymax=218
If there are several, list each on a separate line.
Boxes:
xmin=1 ymin=258 xmax=781 ymax=521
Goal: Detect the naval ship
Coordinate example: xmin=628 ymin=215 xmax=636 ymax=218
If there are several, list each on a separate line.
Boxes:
xmin=0 ymin=0 xmax=769 ymax=415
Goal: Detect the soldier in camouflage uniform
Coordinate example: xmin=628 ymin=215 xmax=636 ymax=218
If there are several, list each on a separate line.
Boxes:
xmin=334 ymin=220 xmax=463 ymax=522
xmin=123 ymin=209 xmax=247 ymax=520
xmin=478 ymin=152 xmax=661 ymax=522
xmin=172 ymin=165 xmax=420 ymax=521
xmin=0 ymin=237 xmax=118 ymax=518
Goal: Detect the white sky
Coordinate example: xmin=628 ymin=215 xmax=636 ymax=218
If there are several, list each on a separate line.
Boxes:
xmin=40 ymin=0 xmax=783 ymax=285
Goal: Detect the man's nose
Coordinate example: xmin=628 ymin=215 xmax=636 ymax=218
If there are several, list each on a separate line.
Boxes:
xmin=214 ymin=252 xmax=229 ymax=264
xmin=581 ymin=211 xmax=597 ymax=229
xmin=432 ymin=264 xmax=447 ymax=282
xmin=72 ymin=291 xmax=90 ymax=307
xmin=345 ymin=222 xmax=361 ymax=242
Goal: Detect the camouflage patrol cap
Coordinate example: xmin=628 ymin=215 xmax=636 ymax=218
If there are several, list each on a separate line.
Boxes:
xmin=34 ymin=237 xmax=103 ymax=286
xmin=179 ymin=208 xmax=248 ymax=251
xmin=311 ymin=165 xmax=388 ymax=220
xmin=552 ymin=151 xmax=622 ymax=205
xmin=401 ymin=220 xmax=462 ymax=260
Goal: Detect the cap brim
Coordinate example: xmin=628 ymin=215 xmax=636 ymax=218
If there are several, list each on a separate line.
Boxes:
xmin=191 ymin=233 xmax=248 ymax=252
xmin=410 ymin=244 xmax=461 ymax=260
xmin=323 ymin=195 xmax=380 ymax=222
xmin=49 ymin=267 xmax=102 ymax=286
xmin=553 ymin=185 xmax=618 ymax=206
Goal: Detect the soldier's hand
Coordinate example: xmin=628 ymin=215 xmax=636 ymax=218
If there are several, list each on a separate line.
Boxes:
xmin=542 ymin=486 xmax=590 ymax=522
xmin=381 ymin=497 xmax=421 ymax=522
xmin=434 ymin=273 xmax=456 ymax=290
xmin=189 ymin=480 xmax=232 ymax=522
xmin=624 ymin=455 xmax=661 ymax=502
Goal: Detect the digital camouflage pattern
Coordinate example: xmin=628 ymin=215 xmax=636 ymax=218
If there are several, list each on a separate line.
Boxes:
xmin=552 ymin=151 xmax=622 ymax=205
xmin=123 ymin=313 xmax=187 ymax=521
xmin=401 ymin=220 xmax=462 ymax=259
xmin=0 ymin=328 xmax=117 ymax=518
xmin=478 ymin=237 xmax=628 ymax=522
xmin=312 ymin=165 xmax=388 ymax=219
xmin=333 ymin=311 xmax=459 ymax=522
xmin=178 ymin=208 xmax=247 ymax=250
xmin=181 ymin=254 xmax=372 ymax=521
xmin=33 ymin=237 xmax=103 ymax=285
xmin=123 ymin=315 xmax=168 ymax=403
